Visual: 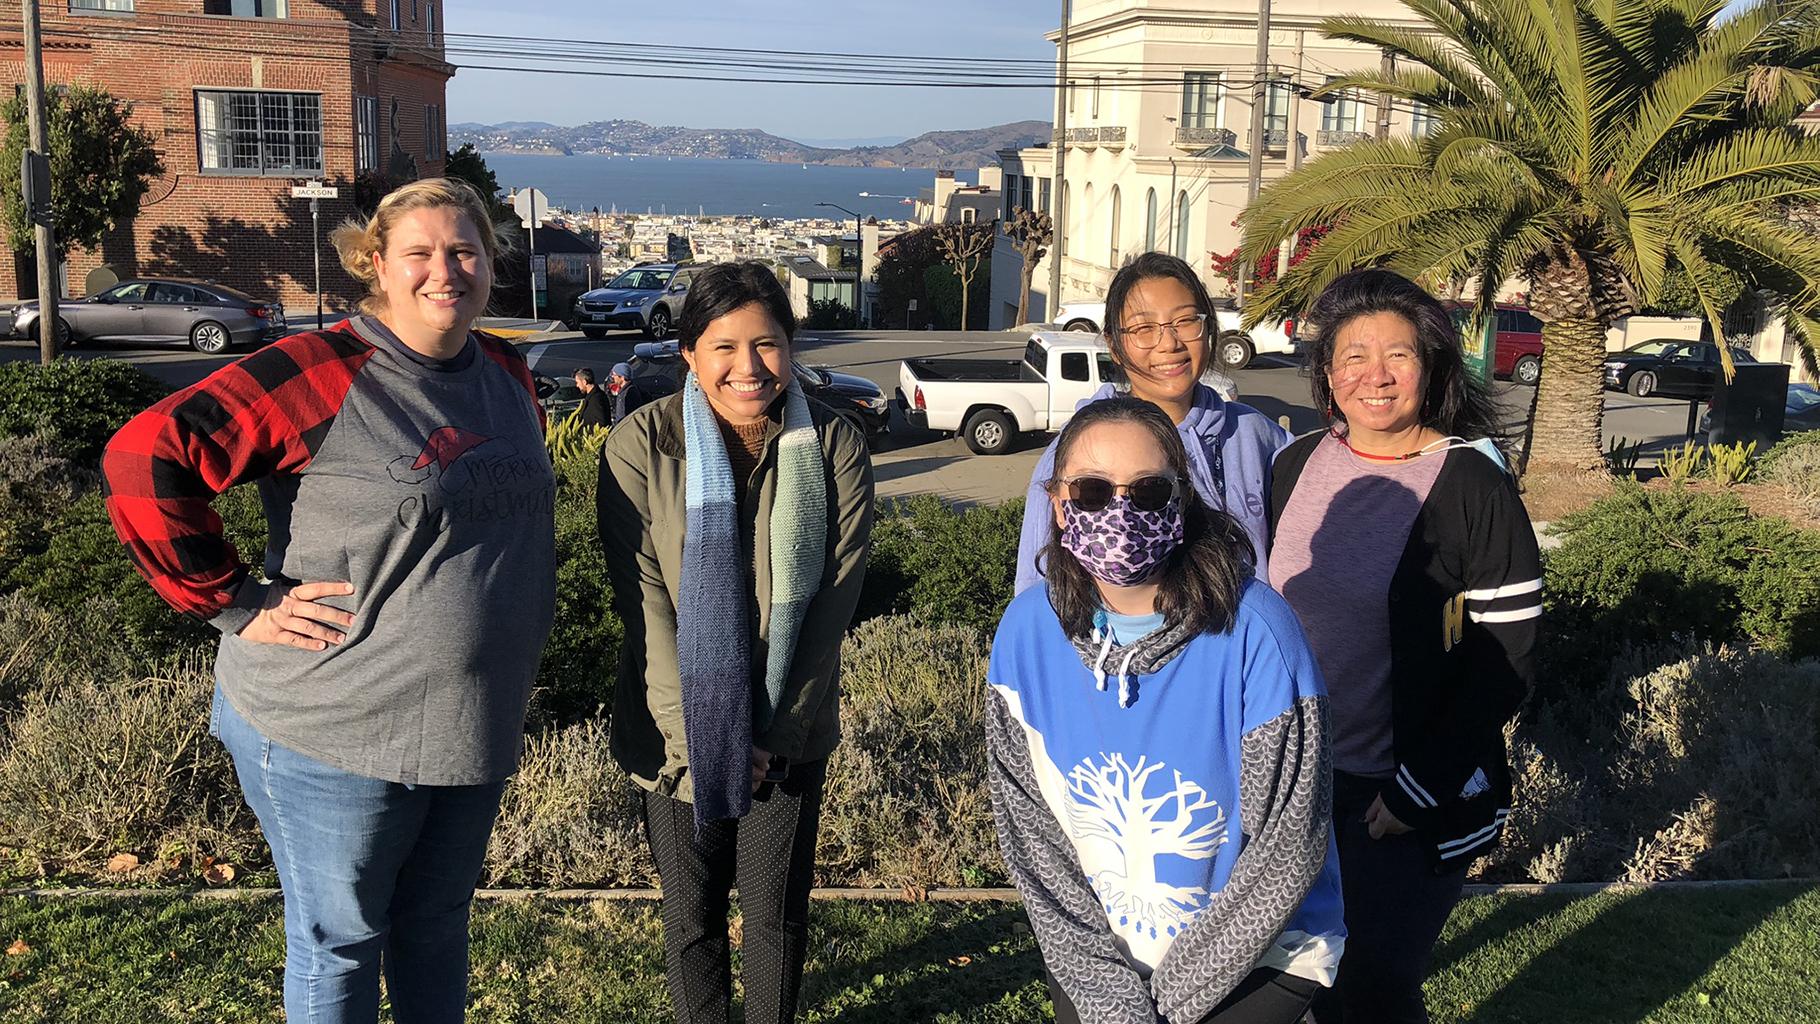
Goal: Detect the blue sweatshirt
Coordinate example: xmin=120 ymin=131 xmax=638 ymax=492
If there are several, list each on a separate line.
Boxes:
xmin=986 ymin=579 xmax=1345 ymax=1016
xmin=1015 ymin=384 xmax=1291 ymax=596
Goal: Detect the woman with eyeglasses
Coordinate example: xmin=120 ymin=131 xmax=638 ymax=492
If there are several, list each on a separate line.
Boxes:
xmin=1016 ymin=252 xmax=1290 ymax=596
xmin=988 ymin=397 xmax=1344 ymax=1024
xmin=1268 ymin=270 xmax=1539 ymax=1024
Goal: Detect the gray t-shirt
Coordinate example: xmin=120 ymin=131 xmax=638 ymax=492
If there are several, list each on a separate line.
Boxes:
xmin=215 ymin=316 xmax=556 ymax=786
xmin=1267 ymin=433 xmax=1444 ymax=777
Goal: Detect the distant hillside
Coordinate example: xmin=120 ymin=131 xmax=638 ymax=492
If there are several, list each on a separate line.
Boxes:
xmin=449 ymin=119 xmax=1051 ymax=170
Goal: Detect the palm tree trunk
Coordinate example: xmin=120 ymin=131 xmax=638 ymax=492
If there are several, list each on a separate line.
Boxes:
xmin=1528 ymin=316 xmax=1610 ymax=472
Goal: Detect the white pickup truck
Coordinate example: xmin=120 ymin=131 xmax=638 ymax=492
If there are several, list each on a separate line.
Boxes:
xmin=1053 ymin=300 xmax=1298 ymax=372
xmin=896 ymin=332 xmax=1117 ymax=454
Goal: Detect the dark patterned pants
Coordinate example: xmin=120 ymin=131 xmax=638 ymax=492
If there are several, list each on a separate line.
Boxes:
xmin=641 ymin=759 xmax=826 ymax=1024
xmin=1049 ymin=967 xmax=1320 ymax=1024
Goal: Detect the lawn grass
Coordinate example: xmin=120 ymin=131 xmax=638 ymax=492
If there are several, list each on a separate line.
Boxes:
xmin=1 ymin=883 xmax=1814 ymax=1022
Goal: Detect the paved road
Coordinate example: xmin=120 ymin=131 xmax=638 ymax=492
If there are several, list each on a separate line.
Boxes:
xmin=2 ymin=326 xmax=1700 ymax=505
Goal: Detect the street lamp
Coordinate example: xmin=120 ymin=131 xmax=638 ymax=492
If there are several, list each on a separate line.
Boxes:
xmin=815 ymin=201 xmax=865 ymax=328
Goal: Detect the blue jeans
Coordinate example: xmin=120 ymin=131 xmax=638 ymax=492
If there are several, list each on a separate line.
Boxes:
xmin=212 ymin=685 xmax=506 ymax=1024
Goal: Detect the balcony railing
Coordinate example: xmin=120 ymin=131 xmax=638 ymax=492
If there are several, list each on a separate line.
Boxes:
xmin=1174 ymin=126 xmax=1236 ymax=149
xmin=1098 ymin=126 xmax=1127 ymax=147
xmin=1317 ymin=129 xmax=1371 ymax=147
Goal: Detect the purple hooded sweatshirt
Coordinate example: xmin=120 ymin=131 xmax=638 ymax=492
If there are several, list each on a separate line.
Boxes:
xmin=1014 ymin=383 xmax=1291 ymax=596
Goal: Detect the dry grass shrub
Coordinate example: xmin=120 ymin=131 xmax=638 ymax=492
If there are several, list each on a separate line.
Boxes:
xmin=483 ymin=719 xmax=651 ymax=887
xmin=1762 ymin=440 xmax=1820 ymax=520
xmin=1489 ymin=645 xmax=1820 ymax=883
xmin=818 ymin=614 xmax=1001 ymax=888
xmin=0 ymin=648 xmax=260 ymax=878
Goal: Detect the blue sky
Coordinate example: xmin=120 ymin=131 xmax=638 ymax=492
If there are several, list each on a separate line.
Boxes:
xmin=444 ymin=0 xmax=1059 ymax=144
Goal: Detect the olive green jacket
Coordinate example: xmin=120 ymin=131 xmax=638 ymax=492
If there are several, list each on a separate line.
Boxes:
xmin=596 ymin=391 xmax=875 ymax=802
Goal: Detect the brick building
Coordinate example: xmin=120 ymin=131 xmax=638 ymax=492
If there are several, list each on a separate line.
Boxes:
xmin=0 ymin=0 xmax=454 ymax=314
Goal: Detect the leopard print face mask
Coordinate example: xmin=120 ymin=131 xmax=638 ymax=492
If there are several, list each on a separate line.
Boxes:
xmin=1060 ymin=495 xmax=1185 ymax=587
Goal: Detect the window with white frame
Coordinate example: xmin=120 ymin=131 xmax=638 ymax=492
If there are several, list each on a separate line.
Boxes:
xmin=70 ymin=0 xmax=134 ymax=12
xmin=1320 ymin=77 xmax=1365 ymax=133
xmin=1410 ymin=102 xmax=1440 ymax=137
xmin=356 ymin=96 xmax=379 ymax=172
xmin=1144 ymin=188 xmax=1157 ymax=251
xmin=1264 ymin=79 xmax=1292 ymax=135
xmin=202 ymin=0 xmax=287 ymax=14
xmin=1091 ymin=77 xmax=1101 ymax=119
xmin=962 ymin=207 xmax=977 ymax=225
xmin=1181 ymin=72 xmax=1221 ymax=130
xmin=1173 ymin=191 xmax=1191 ymax=259
xmin=390 ymin=0 xmax=400 ymax=30
xmin=197 ymin=90 xmax=322 ymax=175
xmin=426 ymin=1 xmax=437 ymax=41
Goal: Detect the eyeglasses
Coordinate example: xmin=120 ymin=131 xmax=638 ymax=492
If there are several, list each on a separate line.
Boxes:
xmin=1117 ymin=313 xmax=1208 ymax=350
xmin=1060 ymin=474 xmax=1181 ymax=513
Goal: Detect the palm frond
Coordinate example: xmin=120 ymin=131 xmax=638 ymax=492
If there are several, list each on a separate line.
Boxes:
xmin=1662 ymin=126 xmax=1820 ymax=198
xmin=1318 ymin=15 xmax=1495 ymax=106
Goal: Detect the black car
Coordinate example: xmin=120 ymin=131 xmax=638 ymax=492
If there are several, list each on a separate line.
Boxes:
xmin=1603 ymin=340 xmax=1758 ymax=399
xmin=629 ymin=341 xmax=889 ymax=443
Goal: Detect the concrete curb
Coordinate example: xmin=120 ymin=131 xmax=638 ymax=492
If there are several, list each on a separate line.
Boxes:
xmin=3 ymin=878 xmax=1811 ymax=902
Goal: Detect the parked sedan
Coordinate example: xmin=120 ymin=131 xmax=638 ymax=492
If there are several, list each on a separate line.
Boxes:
xmin=1602 ymin=340 xmax=1758 ymax=399
xmin=629 ymin=341 xmax=890 ymax=442
xmin=9 ymin=278 xmax=286 ymax=354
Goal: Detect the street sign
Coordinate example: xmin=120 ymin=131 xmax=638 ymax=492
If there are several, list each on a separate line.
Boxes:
xmin=20 ymin=149 xmax=51 ymax=227
xmin=512 ymin=187 xmax=548 ymax=228
xmin=1450 ymin=307 xmax=1497 ymax=384
xmin=531 ymin=254 xmax=548 ymax=291
xmin=291 ymin=181 xmax=339 ymax=200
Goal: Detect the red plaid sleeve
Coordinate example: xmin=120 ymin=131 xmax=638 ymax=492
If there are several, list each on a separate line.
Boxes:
xmin=476 ymin=331 xmax=546 ymax=431
xmin=100 ymin=329 xmax=375 ymax=623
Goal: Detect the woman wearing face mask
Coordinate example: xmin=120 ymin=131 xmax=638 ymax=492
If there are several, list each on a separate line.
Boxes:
xmin=1015 ymin=252 xmax=1290 ymax=595
xmin=987 ymin=397 xmax=1344 ymax=1024
xmin=597 ymin=261 xmax=874 ymax=1024
xmin=102 ymin=178 xmax=555 ymax=1023
xmin=1267 ymin=269 xmax=1540 ymax=1024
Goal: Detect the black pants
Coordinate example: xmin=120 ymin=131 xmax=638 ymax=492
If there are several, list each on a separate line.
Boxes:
xmin=641 ymin=759 xmax=826 ymax=1024
xmin=1309 ymin=772 xmax=1467 ymax=1024
xmin=1048 ymin=968 xmax=1320 ymax=1024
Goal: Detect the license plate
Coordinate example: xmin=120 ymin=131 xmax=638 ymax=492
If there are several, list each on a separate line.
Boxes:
xmin=589 ymin=313 xmax=608 ymax=321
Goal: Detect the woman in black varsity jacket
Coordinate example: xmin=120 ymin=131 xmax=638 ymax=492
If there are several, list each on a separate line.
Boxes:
xmin=1265 ymin=270 xmax=1541 ymax=1024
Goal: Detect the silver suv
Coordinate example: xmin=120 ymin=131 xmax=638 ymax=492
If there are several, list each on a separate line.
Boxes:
xmin=572 ymin=263 xmax=696 ymax=339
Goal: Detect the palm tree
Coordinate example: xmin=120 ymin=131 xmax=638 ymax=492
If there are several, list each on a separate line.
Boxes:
xmin=1237 ymin=0 xmax=1820 ymax=471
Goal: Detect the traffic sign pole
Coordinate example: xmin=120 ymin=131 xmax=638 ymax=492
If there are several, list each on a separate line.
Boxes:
xmin=291 ymin=180 xmax=339 ymax=330
xmin=512 ymin=187 xmax=549 ymax=321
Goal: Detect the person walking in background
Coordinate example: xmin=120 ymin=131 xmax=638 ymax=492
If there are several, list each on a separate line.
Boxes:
xmin=988 ymin=397 xmax=1344 ymax=1024
xmin=1015 ymin=252 xmax=1289 ymax=596
xmin=575 ymin=367 xmax=611 ymax=429
xmin=608 ymin=360 xmax=653 ymax=426
xmin=101 ymin=177 xmax=556 ymax=1024
xmin=1267 ymin=269 xmax=1540 ymax=1024
xmin=597 ymin=261 xmax=874 ymax=1024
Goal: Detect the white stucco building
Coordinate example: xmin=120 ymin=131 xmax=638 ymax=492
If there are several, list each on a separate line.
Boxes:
xmin=989 ymin=0 xmax=1430 ymax=329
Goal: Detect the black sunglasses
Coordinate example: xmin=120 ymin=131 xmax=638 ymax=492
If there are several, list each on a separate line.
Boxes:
xmin=1061 ymin=474 xmax=1181 ymax=513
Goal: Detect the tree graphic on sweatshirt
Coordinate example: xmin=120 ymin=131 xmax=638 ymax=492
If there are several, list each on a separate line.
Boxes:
xmin=1065 ymin=753 xmax=1229 ymax=939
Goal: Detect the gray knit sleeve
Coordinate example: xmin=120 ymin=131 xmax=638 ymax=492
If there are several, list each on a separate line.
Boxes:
xmin=985 ymin=687 xmax=1161 ymax=1024
xmin=1148 ymin=695 xmax=1332 ymax=1021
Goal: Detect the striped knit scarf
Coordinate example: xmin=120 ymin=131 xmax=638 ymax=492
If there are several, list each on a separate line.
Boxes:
xmin=677 ymin=371 xmax=827 ymax=826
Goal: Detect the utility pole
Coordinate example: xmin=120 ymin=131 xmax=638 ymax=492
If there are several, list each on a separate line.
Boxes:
xmin=1375 ymin=48 xmax=1395 ymax=140
xmin=1240 ymin=0 xmax=1272 ymax=308
xmin=1049 ymin=0 xmax=1069 ymax=318
xmin=22 ymin=0 xmax=60 ymax=365
xmin=1279 ymin=30 xmax=1305 ymax=278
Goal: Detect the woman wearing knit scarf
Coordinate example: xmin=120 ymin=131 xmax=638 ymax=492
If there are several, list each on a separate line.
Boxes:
xmin=597 ymin=261 xmax=875 ymax=1024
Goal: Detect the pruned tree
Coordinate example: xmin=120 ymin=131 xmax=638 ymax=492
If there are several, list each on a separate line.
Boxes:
xmin=1065 ymin=753 xmax=1228 ymax=932
xmin=936 ymin=221 xmax=995 ymax=331
xmin=1004 ymin=207 xmax=1052 ymax=326
xmin=0 ymin=84 xmax=162 ymax=261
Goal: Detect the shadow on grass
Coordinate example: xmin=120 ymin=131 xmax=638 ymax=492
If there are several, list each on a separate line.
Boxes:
xmin=1452 ymin=883 xmax=1814 ymax=1024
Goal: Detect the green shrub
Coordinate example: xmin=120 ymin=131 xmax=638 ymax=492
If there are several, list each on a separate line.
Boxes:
xmin=1494 ymin=645 xmax=1820 ymax=883
xmin=0 ymin=647 xmax=259 ymax=877
xmin=0 ymin=358 xmax=169 ymax=463
xmin=858 ymin=495 xmax=1023 ymax=631
xmin=0 ymin=433 xmax=97 ymax=581
xmin=528 ymin=448 xmax=621 ymax=730
xmin=1758 ymin=428 xmax=1820 ymax=475
xmin=1543 ymin=484 xmax=1820 ymax=683
xmin=4 ymin=487 xmax=267 ymax=661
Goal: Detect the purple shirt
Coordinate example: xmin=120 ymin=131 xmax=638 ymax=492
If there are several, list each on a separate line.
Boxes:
xmin=1267 ymin=433 xmax=1445 ymax=777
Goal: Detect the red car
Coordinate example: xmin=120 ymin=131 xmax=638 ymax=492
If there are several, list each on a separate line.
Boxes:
xmin=1445 ymin=303 xmax=1546 ymax=385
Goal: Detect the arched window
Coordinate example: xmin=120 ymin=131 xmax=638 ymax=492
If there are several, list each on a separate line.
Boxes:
xmin=1061 ymin=181 xmax=1071 ymax=257
xmin=1109 ymin=185 xmax=1122 ymax=265
xmin=1174 ymin=191 xmax=1191 ymax=259
xmin=1082 ymin=183 xmax=1096 ymax=264
xmin=1144 ymin=188 xmax=1158 ymax=252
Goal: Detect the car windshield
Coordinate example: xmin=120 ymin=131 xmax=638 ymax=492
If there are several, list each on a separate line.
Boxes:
xmin=1789 ymin=385 xmax=1820 ymax=412
xmin=608 ymin=269 xmax=673 ymax=291
xmin=1622 ymin=340 xmax=1677 ymax=357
